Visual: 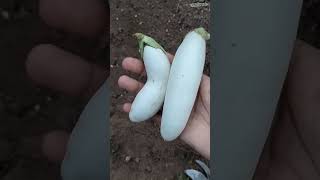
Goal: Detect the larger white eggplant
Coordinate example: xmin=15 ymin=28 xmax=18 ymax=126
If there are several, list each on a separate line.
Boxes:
xmin=160 ymin=27 xmax=210 ymax=141
xmin=129 ymin=33 xmax=171 ymax=122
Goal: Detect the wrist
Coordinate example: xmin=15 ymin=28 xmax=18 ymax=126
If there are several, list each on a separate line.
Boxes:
xmin=181 ymin=123 xmax=210 ymax=160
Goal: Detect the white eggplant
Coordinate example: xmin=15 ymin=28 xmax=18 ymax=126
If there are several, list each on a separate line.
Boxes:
xmin=160 ymin=27 xmax=210 ymax=141
xmin=129 ymin=33 xmax=170 ymax=122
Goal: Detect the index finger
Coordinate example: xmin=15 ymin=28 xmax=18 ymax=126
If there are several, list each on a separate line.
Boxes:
xmin=122 ymin=53 xmax=174 ymax=75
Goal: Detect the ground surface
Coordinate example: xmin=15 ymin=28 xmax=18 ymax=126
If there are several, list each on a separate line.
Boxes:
xmin=0 ymin=0 xmax=319 ymax=180
xmin=110 ymin=0 xmax=210 ymax=179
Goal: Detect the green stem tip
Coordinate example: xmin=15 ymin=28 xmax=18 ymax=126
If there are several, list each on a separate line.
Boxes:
xmin=133 ymin=33 xmax=166 ymax=58
xmin=194 ymin=27 xmax=210 ymax=41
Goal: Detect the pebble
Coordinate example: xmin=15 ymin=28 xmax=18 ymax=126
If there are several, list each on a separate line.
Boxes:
xmin=134 ymin=157 xmax=140 ymax=163
xmin=125 ymin=155 xmax=131 ymax=162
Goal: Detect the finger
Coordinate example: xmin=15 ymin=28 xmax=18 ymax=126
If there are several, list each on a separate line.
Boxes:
xmin=123 ymin=102 xmax=161 ymax=126
xmin=39 ymin=0 xmax=108 ymax=38
xmin=118 ymin=75 xmax=144 ymax=93
xmin=200 ymin=75 xmax=210 ymax=109
xmin=26 ymin=44 xmax=107 ymax=97
xmin=122 ymin=57 xmax=145 ymax=74
xmin=42 ymin=130 xmax=69 ymax=162
xmin=122 ymin=52 xmax=174 ymax=73
xmin=166 ymin=53 xmax=174 ymax=63
xmin=123 ymin=103 xmax=131 ymax=113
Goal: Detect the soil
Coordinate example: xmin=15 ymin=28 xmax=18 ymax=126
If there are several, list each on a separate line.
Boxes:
xmin=110 ymin=0 xmax=210 ymax=179
xmin=0 ymin=0 xmax=319 ymax=180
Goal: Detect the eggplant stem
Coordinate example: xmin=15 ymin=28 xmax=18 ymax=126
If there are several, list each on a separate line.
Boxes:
xmin=133 ymin=33 xmax=166 ymax=58
xmin=194 ymin=27 xmax=210 ymax=41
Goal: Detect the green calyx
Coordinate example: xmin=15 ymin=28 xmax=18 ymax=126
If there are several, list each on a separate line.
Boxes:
xmin=194 ymin=27 xmax=210 ymax=41
xmin=133 ymin=33 xmax=166 ymax=58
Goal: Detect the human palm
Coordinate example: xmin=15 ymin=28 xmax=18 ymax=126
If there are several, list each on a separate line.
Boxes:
xmin=118 ymin=54 xmax=210 ymax=159
xmin=118 ymin=41 xmax=320 ymax=179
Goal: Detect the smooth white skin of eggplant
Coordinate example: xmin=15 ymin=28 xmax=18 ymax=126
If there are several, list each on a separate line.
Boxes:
xmin=160 ymin=29 xmax=208 ymax=141
xmin=129 ymin=46 xmax=170 ymax=122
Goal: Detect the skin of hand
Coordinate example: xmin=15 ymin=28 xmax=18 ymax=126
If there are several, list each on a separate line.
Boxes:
xmin=118 ymin=41 xmax=320 ymax=180
xmin=118 ymin=54 xmax=210 ymax=160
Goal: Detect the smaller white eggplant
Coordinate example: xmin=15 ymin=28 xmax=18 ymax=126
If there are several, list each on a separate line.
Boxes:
xmin=161 ymin=27 xmax=210 ymax=141
xmin=129 ymin=33 xmax=171 ymax=122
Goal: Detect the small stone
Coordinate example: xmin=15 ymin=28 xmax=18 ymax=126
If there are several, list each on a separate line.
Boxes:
xmin=116 ymin=17 xmax=119 ymax=20
xmin=120 ymin=9 xmax=124 ymax=12
xmin=139 ymin=22 xmax=143 ymax=25
xmin=134 ymin=157 xmax=140 ymax=163
xmin=134 ymin=14 xmax=138 ymax=18
xmin=125 ymin=156 xmax=131 ymax=162
xmin=165 ymin=29 xmax=169 ymax=32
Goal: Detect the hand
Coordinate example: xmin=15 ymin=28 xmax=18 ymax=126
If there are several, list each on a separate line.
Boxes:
xmin=254 ymin=40 xmax=320 ymax=180
xmin=118 ymin=54 xmax=210 ymax=160
xmin=25 ymin=0 xmax=108 ymax=162
xmin=118 ymin=40 xmax=320 ymax=180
